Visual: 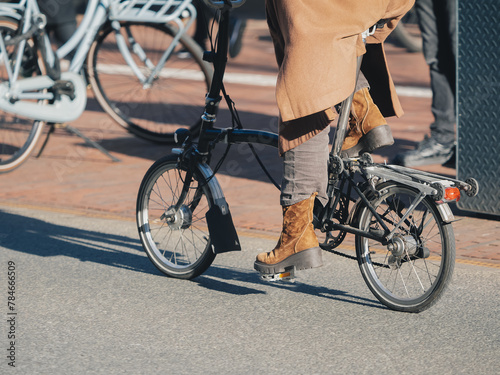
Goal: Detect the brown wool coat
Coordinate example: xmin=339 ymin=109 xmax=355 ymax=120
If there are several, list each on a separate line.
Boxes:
xmin=265 ymin=0 xmax=415 ymax=153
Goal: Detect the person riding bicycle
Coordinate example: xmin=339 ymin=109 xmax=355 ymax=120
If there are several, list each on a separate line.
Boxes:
xmin=255 ymin=0 xmax=416 ymax=274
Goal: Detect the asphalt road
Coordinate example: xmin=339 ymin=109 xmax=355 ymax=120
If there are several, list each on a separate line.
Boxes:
xmin=0 ymin=204 xmax=499 ymax=374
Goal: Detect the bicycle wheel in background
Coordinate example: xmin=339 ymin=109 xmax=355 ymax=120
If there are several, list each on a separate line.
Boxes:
xmin=390 ymin=5 xmax=422 ymax=53
xmin=87 ymin=22 xmax=213 ymax=143
xmin=0 ymin=17 xmax=46 ymax=173
xmin=355 ymin=182 xmax=455 ymax=313
xmin=136 ymin=154 xmax=216 ymax=279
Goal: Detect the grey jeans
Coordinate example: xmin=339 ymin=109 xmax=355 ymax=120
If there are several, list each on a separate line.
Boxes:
xmin=280 ymin=126 xmax=331 ymax=207
xmin=280 ymin=72 xmax=369 ymax=207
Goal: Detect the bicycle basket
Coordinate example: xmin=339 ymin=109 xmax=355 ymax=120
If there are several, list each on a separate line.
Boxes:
xmin=111 ymin=0 xmax=195 ymax=23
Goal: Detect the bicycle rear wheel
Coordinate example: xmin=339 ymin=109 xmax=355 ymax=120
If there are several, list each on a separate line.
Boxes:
xmin=355 ymin=182 xmax=455 ymax=313
xmin=87 ymin=22 xmax=212 ymax=143
xmin=136 ymin=154 xmax=216 ymax=279
xmin=0 ymin=17 xmax=45 ymax=173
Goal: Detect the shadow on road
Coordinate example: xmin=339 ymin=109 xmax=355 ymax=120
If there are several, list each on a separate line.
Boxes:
xmin=0 ymin=210 xmax=156 ymax=275
xmin=1 ymin=209 xmax=384 ymax=309
xmin=197 ymin=265 xmax=385 ymax=310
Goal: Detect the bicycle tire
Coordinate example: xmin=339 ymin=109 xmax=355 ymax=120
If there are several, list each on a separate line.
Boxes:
xmin=390 ymin=6 xmax=422 ymax=53
xmin=136 ymin=154 xmax=216 ymax=279
xmin=0 ymin=16 xmax=46 ymax=173
xmin=87 ymin=22 xmax=213 ymax=143
xmin=355 ymin=182 xmax=455 ymax=313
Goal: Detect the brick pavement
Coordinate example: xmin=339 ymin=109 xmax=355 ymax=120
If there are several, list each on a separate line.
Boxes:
xmin=0 ymin=20 xmax=498 ymax=268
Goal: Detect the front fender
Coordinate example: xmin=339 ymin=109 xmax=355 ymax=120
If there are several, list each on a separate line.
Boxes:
xmin=196 ymin=162 xmax=241 ymax=254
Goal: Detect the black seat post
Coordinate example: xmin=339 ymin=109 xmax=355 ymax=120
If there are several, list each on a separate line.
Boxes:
xmin=331 ymin=23 xmax=380 ymax=158
xmin=330 ymin=19 xmax=387 ymax=156
xmin=330 ymin=55 xmax=363 ymax=157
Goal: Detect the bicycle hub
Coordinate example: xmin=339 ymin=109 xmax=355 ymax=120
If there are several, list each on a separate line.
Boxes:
xmin=387 ymin=234 xmax=418 ymax=258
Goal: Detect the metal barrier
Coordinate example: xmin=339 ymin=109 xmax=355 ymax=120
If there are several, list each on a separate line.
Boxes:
xmin=457 ymin=0 xmax=500 ymax=216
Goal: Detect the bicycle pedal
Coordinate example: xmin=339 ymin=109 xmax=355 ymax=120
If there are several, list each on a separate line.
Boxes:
xmin=259 ymin=266 xmax=296 ymax=282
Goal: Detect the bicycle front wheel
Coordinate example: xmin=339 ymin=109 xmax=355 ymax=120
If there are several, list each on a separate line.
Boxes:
xmin=136 ymin=154 xmax=216 ymax=279
xmin=355 ymin=182 xmax=455 ymax=313
xmin=0 ymin=17 xmax=45 ymax=173
xmin=87 ymin=22 xmax=212 ymax=143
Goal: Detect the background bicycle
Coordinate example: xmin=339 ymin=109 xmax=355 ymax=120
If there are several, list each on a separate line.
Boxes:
xmin=0 ymin=0 xmax=212 ymax=173
xmin=389 ymin=4 xmax=422 ymax=53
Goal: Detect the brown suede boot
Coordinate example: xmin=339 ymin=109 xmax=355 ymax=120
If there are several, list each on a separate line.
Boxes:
xmin=341 ymin=87 xmax=394 ymax=158
xmin=254 ymin=193 xmax=323 ymax=274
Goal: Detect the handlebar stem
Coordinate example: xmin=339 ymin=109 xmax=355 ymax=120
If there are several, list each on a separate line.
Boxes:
xmin=198 ymin=7 xmax=232 ymax=153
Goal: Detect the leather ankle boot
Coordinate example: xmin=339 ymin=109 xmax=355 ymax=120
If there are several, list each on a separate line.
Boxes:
xmin=341 ymin=87 xmax=394 ymax=157
xmin=254 ymin=193 xmax=323 ymax=274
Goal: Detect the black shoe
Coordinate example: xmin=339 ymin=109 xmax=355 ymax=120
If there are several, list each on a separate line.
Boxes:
xmin=442 ymin=143 xmax=456 ymax=168
xmin=229 ymin=17 xmax=246 ymax=58
xmin=392 ymin=135 xmax=455 ymax=167
xmin=176 ymin=48 xmax=192 ymax=59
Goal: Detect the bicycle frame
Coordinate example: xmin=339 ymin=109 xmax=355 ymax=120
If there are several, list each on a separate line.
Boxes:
xmin=0 ymin=0 xmax=197 ymax=123
xmin=62 ymin=0 xmax=196 ymax=78
xmin=136 ymin=0 xmax=479 ymax=312
xmin=0 ymin=0 xmax=87 ymax=122
xmin=175 ymin=3 xmax=477 ymax=251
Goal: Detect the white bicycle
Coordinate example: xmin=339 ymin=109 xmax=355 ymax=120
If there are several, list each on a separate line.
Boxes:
xmin=0 ymin=0 xmax=213 ymax=173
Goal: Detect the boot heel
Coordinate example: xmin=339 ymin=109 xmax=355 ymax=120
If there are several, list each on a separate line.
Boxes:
xmin=341 ymin=124 xmax=394 ymax=158
xmin=362 ymin=124 xmax=394 ymax=152
xmin=254 ymin=247 xmax=323 ymax=274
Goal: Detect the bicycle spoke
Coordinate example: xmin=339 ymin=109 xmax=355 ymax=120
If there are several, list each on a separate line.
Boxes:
xmin=357 ymin=183 xmax=454 ymax=312
xmin=137 ymin=156 xmax=215 ymax=278
xmin=0 ymin=18 xmax=45 ymax=173
xmin=89 ymin=22 xmax=210 ymax=142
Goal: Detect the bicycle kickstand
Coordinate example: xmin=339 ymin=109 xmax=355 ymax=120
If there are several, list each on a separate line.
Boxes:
xmin=36 ymin=123 xmax=121 ymax=162
xmin=61 ymin=124 xmax=121 ymax=162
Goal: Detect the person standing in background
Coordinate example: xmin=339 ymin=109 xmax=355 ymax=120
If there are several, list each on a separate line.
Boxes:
xmin=393 ymin=0 xmax=457 ymax=167
xmin=38 ymin=0 xmax=77 ymax=45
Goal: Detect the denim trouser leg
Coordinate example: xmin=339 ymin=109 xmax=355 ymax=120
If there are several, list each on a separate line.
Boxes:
xmin=415 ymin=0 xmax=456 ymax=144
xmin=279 ymin=70 xmax=370 ymax=207
xmin=280 ymin=126 xmax=330 ymax=207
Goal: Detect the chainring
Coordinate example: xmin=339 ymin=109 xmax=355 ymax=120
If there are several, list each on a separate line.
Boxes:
xmin=318 ymin=194 xmax=349 ymax=251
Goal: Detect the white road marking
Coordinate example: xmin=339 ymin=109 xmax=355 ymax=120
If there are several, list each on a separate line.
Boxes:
xmin=95 ymin=64 xmax=432 ymax=97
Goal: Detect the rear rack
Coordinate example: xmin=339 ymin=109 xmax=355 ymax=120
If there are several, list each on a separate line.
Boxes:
xmin=364 ymin=164 xmax=479 ymax=200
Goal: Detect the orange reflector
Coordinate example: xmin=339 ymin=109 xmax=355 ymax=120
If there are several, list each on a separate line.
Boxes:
xmin=444 ymin=187 xmax=461 ymax=202
xmin=279 ymin=272 xmax=291 ymax=278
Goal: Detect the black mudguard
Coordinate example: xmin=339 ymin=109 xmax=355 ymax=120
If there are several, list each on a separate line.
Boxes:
xmin=206 ymin=204 xmax=241 ymax=254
